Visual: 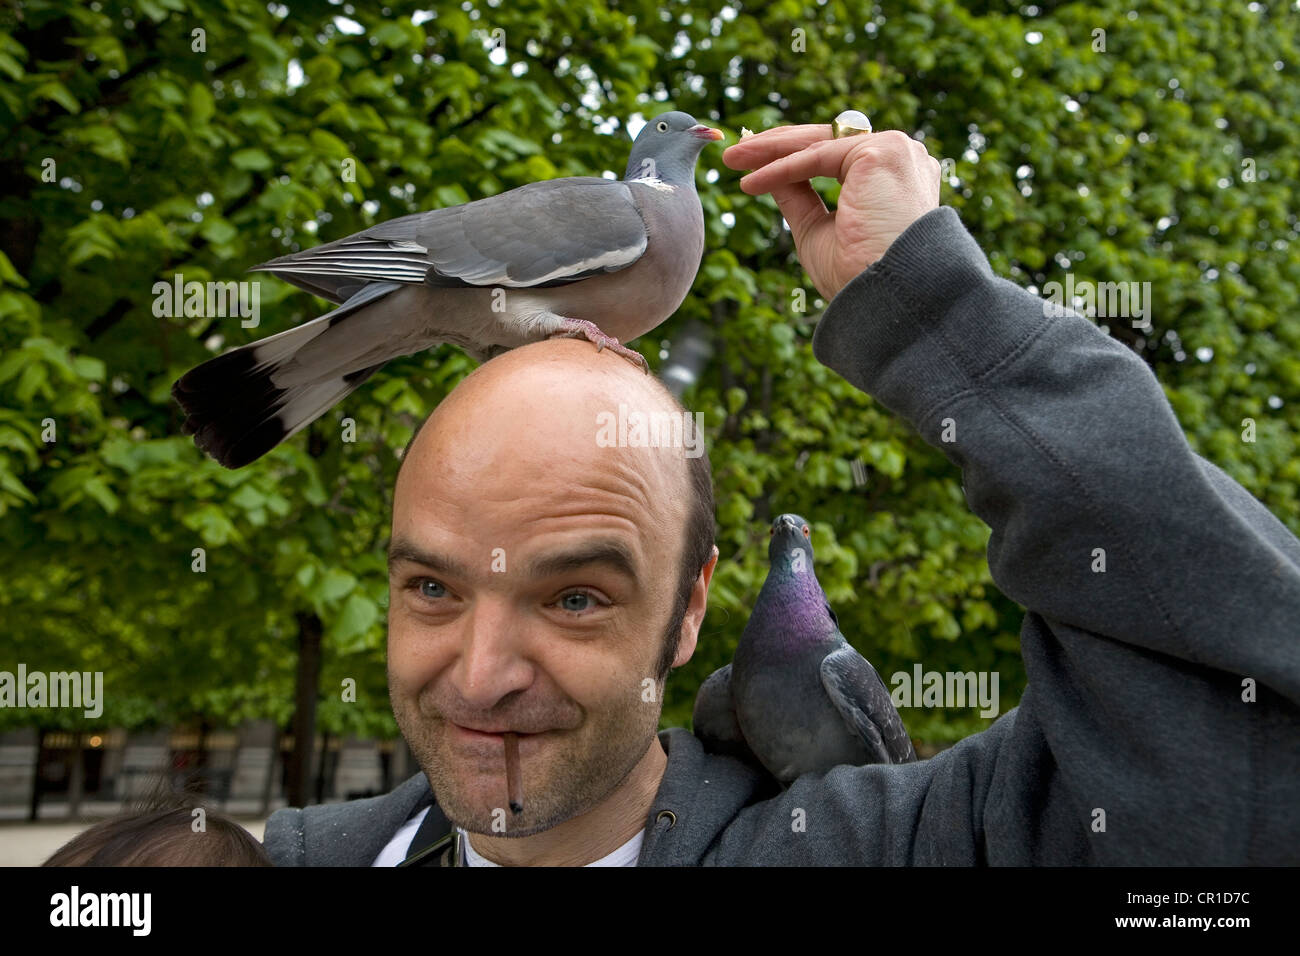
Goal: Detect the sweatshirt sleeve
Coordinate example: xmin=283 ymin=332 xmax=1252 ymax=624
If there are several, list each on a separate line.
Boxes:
xmin=262 ymin=806 xmax=305 ymax=866
xmin=726 ymin=206 xmax=1300 ymax=864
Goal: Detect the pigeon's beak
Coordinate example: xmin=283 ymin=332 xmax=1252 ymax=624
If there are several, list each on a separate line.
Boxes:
xmin=689 ymin=125 xmax=725 ymax=142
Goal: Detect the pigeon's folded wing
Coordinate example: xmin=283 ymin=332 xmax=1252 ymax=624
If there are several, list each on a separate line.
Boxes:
xmin=250 ymin=178 xmax=650 ymax=302
xmin=693 ymin=665 xmax=758 ymax=762
xmin=820 ymin=645 xmax=918 ymax=764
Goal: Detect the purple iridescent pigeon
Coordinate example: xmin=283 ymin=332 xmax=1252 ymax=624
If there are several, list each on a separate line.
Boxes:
xmin=693 ymin=513 xmax=917 ymax=784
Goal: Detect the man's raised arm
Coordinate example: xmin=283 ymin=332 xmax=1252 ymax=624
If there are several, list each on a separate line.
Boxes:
xmin=715 ymin=123 xmax=1300 ymax=864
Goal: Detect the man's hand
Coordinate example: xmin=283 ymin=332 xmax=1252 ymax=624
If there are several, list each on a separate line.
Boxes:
xmin=723 ymin=124 xmax=941 ymax=300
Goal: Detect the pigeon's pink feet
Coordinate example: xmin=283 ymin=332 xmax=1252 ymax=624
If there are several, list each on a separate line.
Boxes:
xmin=549 ymin=319 xmax=650 ymax=373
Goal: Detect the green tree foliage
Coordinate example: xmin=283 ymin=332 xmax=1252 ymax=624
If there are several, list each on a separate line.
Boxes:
xmin=1 ymin=0 xmax=1295 ymax=746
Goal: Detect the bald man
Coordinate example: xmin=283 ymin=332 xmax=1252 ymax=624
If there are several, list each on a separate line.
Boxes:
xmin=264 ymin=126 xmax=1300 ymax=866
xmin=384 ymin=337 xmax=718 ymax=866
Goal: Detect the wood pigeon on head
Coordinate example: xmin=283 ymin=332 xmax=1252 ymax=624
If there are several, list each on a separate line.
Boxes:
xmin=172 ymin=111 xmax=723 ymax=468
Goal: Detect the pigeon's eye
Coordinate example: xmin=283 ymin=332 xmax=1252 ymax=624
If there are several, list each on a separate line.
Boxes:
xmin=802 ymin=525 xmax=810 ymax=538
xmin=656 ymin=121 xmax=669 ymax=132
xmin=769 ymin=526 xmax=776 ymax=537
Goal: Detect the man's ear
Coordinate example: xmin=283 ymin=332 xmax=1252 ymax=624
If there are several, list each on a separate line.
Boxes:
xmin=672 ymin=545 xmax=719 ymax=668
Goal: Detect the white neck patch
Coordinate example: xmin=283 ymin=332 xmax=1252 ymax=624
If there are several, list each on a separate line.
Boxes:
xmin=629 ymin=177 xmax=675 ymax=192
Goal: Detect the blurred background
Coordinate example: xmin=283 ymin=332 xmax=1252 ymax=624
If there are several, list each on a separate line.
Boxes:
xmin=0 ymin=0 xmax=1296 ymax=854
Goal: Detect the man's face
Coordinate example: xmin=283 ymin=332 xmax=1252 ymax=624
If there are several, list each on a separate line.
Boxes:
xmin=387 ymin=341 xmax=695 ymax=837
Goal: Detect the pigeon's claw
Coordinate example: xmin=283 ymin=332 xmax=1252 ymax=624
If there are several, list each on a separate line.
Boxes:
xmin=550 ymin=319 xmax=650 ymax=374
xmin=612 ymin=344 xmax=651 ymax=374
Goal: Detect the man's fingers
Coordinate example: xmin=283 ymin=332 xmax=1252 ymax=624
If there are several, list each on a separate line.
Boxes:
xmin=722 ymin=124 xmax=835 ymax=170
xmin=738 ymin=136 xmax=868 ymax=194
xmin=768 ymin=181 xmax=830 ymax=244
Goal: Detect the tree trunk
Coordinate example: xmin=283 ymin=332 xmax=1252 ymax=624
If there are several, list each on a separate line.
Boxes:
xmin=67 ymin=734 xmax=84 ymax=820
xmin=260 ymin=723 xmax=281 ymax=817
xmin=286 ymin=611 xmax=323 ymax=807
xmin=195 ymin=718 xmax=210 ymax=796
xmin=314 ymin=731 xmax=331 ymax=805
xmin=28 ymin=727 xmax=47 ymax=822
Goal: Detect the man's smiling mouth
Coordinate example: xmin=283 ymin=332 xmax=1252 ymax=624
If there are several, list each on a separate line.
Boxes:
xmin=446 ymin=722 xmax=547 ymax=748
xmin=450 ymin=722 xmax=536 ymax=736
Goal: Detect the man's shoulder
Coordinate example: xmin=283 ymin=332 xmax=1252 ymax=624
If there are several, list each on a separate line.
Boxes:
xmin=651 ymin=712 xmax=1024 ymax=865
xmin=640 ymin=728 xmax=779 ymax=865
xmin=263 ymin=771 xmax=434 ymax=867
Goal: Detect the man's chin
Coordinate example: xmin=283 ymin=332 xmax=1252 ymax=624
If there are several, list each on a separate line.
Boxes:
xmin=453 ymin=812 xmax=562 ymax=840
xmin=433 ymin=776 xmax=570 ymax=838
xmin=422 ymin=738 xmax=570 ymax=836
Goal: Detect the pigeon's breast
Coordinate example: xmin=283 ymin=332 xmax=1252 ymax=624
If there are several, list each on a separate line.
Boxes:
xmin=541 ymin=184 xmax=705 ymax=342
xmin=732 ymin=642 xmax=873 ymax=783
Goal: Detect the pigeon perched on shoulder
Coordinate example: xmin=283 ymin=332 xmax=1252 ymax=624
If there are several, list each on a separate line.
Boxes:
xmin=172 ymin=111 xmax=723 ymax=468
xmin=693 ymin=513 xmax=917 ymax=785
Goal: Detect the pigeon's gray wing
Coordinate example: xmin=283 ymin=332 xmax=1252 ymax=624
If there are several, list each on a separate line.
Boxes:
xmin=250 ymin=177 xmax=650 ymax=303
xmin=820 ymin=644 xmax=918 ymax=764
xmin=692 ymin=664 xmax=761 ymax=765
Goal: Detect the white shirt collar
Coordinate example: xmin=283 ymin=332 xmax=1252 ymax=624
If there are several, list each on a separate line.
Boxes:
xmin=369 ymin=805 xmax=645 ymax=866
xmin=458 ymin=826 xmax=643 ymax=867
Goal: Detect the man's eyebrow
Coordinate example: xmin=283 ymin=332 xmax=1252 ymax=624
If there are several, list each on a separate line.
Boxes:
xmin=387 ymin=540 xmax=471 ymax=579
xmin=523 ymin=540 xmax=640 ymax=581
xmin=387 ymin=538 xmax=640 ymax=581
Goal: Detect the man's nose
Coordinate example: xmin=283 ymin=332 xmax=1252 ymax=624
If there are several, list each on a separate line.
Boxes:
xmin=452 ymin=597 xmax=534 ymax=708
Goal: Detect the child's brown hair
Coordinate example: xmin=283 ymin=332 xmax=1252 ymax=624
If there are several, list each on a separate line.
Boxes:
xmin=43 ymin=776 xmax=271 ymax=867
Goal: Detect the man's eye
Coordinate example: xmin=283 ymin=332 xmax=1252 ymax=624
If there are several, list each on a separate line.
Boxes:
xmin=557 ymin=591 xmax=600 ymax=614
xmin=415 ymin=579 xmax=446 ymax=600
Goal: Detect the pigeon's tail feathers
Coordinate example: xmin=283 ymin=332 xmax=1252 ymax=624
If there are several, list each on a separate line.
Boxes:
xmin=173 ymin=336 xmax=383 ymax=469
xmin=172 ymin=284 xmax=399 ymax=468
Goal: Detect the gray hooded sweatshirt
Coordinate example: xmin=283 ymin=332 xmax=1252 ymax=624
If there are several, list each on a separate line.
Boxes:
xmin=264 ymin=205 xmax=1300 ymax=866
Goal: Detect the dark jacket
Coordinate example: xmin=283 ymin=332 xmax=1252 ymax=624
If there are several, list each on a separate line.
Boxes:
xmin=265 ymin=205 xmax=1300 ymax=866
